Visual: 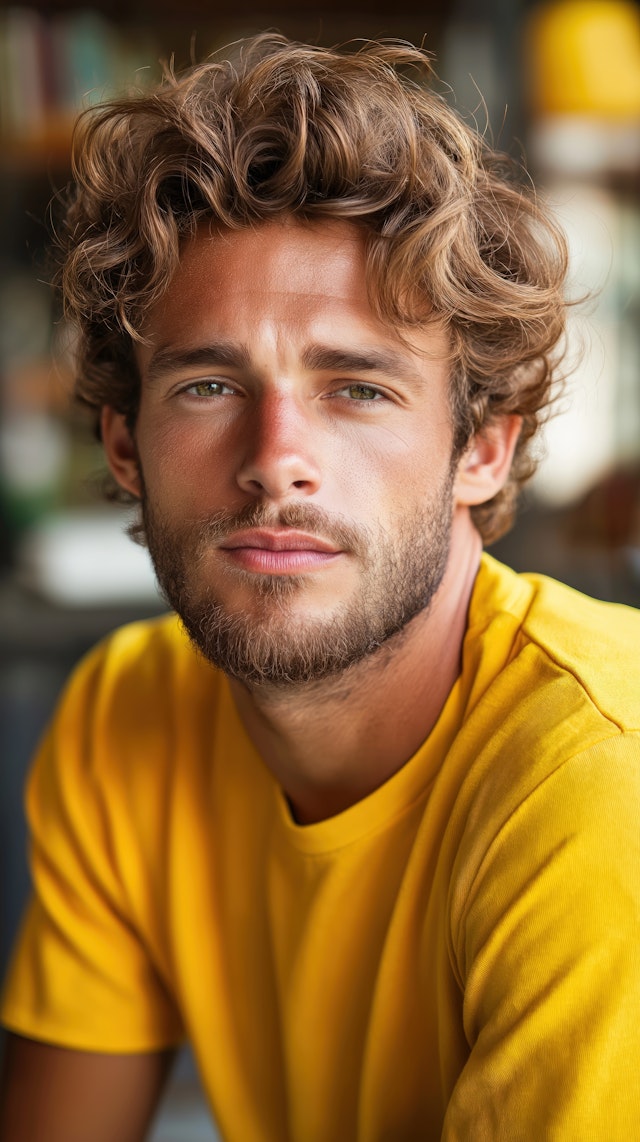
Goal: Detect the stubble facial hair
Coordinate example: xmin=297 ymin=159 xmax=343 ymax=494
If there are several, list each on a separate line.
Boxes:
xmin=141 ymin=477 xmax=455 ymax=689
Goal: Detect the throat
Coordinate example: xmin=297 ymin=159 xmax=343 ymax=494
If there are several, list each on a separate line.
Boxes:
xmin=228 ymin=605 xmax=465 ymax=824
xmin=225 ymin=517 xmax=482 ymax=824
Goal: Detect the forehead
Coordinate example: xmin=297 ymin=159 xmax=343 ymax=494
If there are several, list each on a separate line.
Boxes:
xmin=138 ymin=216 xmax=450 ymax=371
xmin=176 ymin=217 xmax=369 ymax=296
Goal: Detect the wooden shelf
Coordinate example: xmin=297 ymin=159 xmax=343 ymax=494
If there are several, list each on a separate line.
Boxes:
xmin=0 ymin=117 xmax=75 ymax=172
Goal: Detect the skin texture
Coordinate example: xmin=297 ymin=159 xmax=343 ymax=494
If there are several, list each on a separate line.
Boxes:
xmin=0 ymin=1036 xmax=174 ymax=1141
xmin=103 ymin=217 xmax=521 ymax=823
xmin=1 ymin=218 xmax=520 ymax=1137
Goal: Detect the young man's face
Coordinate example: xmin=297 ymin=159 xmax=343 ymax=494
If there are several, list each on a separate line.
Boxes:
xmin=103 ymin=218 xmax=499 ymax=686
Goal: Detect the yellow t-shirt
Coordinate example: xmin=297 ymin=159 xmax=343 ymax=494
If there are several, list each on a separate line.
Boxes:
xmin=2 ymin=554 xmax=640 ymax=1141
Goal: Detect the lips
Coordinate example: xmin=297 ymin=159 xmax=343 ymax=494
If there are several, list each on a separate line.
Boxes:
xmin=219 ymin=528 xmax=343 ymax=574
xmin=220 ymin=529 xmax=341 ymax=554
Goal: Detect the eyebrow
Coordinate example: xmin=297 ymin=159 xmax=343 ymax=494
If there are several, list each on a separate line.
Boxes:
xmin=301 ymin=344 xmax=422 ymax=383
xmin=144 ymin=340 xmax=427 ymax=386
xmin=145 ymin=341 xmax=252 ymax=383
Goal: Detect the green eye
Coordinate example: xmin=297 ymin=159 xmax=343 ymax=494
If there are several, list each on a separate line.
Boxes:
xmin=188 ymin=380 xmax=227 ymax=397
xmin=346 ymin=384 xmax=380 ymax=401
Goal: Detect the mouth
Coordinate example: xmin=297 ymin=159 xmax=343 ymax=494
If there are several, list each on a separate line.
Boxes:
xmin=219 ymin=528 xmax=343 ymax=574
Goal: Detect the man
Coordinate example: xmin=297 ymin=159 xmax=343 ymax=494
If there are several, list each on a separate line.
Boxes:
xmin=1 ymin=33 xmax=639 ymax=1141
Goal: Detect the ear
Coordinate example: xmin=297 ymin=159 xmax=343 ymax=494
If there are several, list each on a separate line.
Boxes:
xmin=454 ymin=415 xmax=522 ymax=507
xmin=100 ymin=406 xmax=142 ymax=498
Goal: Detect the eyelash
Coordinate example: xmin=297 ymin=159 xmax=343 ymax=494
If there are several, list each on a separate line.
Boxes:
xmin=183 ymin=380 xmax=234 ymax=398
xmin=335 ymin=383 xmax=384 ymax=402
xmin=179 ymin=379 xmax=387 ymax=403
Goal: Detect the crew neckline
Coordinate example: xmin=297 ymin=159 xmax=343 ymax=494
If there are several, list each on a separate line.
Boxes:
xmin=222 ymin=555 xmax=528 ymax=856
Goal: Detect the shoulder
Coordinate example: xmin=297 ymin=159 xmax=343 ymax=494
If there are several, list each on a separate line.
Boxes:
xmin=28 ymin=613 xmax=227 ymax=824
xmin=448 ymin=557 xmax=640 ymax=922
xmin=474 ymin=553 xmax=640 ymax=733
xmin=72 ymin=610 xmax=206 ymax=688
xmin=61 ymin=611 xmax=221 ymax=728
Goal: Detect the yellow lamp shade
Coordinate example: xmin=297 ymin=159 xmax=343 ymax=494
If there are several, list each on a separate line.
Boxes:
xmin=527 ymin=0 xmax=640 ymax=117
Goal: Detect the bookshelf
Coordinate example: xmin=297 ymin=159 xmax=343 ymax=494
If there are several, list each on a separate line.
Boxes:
xmin=0 ymin=1 xmax=450 ymax=168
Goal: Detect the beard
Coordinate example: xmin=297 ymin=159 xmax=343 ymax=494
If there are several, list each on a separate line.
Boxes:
xmin=141 ymin=475 xmax=455 ymax=689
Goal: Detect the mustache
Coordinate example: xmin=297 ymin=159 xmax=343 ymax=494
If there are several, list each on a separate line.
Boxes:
xmin=195 ymin=501 xmax=371 ymax=556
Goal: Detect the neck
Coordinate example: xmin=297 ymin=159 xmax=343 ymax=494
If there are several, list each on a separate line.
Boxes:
xmin=230 ymin=512 xmax=482 ymax=824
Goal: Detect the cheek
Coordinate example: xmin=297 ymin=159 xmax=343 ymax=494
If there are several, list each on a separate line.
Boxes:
xmin=324 ymin=446 xmax=407 ymax=530
xmin=347 ymin=422 xmax=448 ymax=502
xmin=136 ymin=411 xmax=236 ymax=508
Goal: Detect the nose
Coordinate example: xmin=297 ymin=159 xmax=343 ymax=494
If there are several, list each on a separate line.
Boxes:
xmin=235 ymin=392 xmax=322 ymax=500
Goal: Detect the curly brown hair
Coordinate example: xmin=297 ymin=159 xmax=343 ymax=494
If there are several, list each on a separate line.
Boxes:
xmin=59 ymin=33 xmax=568 ymax=543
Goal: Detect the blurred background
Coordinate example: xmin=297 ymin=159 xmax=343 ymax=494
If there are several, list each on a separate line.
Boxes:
xmin=1 ymin=0 xmax=639 ymax=1137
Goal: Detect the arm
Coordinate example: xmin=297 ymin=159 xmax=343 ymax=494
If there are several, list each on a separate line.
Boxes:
xmin=444 ymin=733 xmax=640 ymax=1139
xmin=0 ymin=1033 xmax=174 ymax=1142
xmin=0 ymin=644 xmax=184 ymax=1093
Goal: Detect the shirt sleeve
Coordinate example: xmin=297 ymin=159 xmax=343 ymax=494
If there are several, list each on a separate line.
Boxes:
xmin=443 ymin=731 xmax=640 ymax=1140
xmin=0 ymin=644 xmax=184 ymax=1053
